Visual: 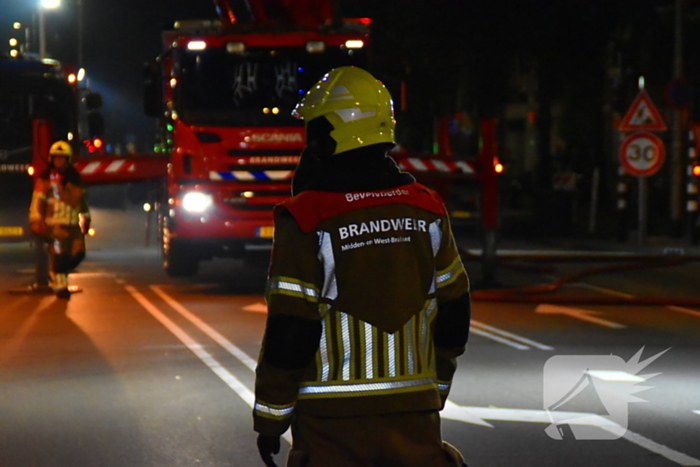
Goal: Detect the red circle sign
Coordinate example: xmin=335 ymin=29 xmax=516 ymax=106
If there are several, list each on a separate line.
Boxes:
xmin=619 ymin=132 xmax=665 ymax=177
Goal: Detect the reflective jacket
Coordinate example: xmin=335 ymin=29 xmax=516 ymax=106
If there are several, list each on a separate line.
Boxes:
xmin=29 ymin=167 xmax=90 ymax=227
xmin=254 ymin=182 xmax=470 ymax=437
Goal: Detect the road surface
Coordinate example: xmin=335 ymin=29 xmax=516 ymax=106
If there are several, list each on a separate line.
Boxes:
xmin=1 ymin=205 xmax=698 ymax=466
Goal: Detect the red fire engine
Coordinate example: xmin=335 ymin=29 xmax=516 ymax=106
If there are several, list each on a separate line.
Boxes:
xmin=141 ymin=0 xmax=369 ymax=276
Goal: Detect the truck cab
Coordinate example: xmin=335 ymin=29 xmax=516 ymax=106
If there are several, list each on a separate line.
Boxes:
xmin=145 ymin=17 xmax=368 ymax=275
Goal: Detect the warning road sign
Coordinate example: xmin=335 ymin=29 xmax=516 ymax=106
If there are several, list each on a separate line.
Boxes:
xmin=619 ymin=132 xmax=665 ymax=177
xmin=618 ymin=90 xmax=667 ymax=132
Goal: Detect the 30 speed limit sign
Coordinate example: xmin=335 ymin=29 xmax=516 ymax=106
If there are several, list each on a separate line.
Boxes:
xmin=619 ymin=131 xmax=666 ymax=177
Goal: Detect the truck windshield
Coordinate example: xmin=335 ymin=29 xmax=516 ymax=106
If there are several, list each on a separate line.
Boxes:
xmin=175 ymin=46 xmax=366 ymax=127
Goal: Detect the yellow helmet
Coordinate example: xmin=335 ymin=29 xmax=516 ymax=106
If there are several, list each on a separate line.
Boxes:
xmin=49 ymin=141 xmax=73 ymax=161
xmin=293 ymin=66 xmax=395 ymax=155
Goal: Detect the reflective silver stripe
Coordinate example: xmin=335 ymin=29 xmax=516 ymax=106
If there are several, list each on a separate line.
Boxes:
xmin=254 ymin=401 xmax=295 ymax=418
xmin=405 ymin=316 xmax=415 ymax=375
xmin=422 ymin=299 xmax=437 ymax=356
xmin=268 ymin=278 xmax=319 ymax=302
xmin=318 ymin=231 xmax=338 ymax=300
xmin=436 ymin=270 xmax=455 ymax=285
xmin=340 ymin=312 xmax=351 ymax=381
xmin=429 ymin=220 xmax=442 ymax=256
xmin=429 ymin=221 xmax=442 ymax=294
xmin=438 ymin=383 xmax=451 ymax=392
xmin=276 ymin=280 xmax=318 ymax=298
xmin=300 ymin=378 xmax=435 ymax=395
xmin=364 ymin=322 xmax=374 ymax=379
xmin=387 ymin=332 xmax=396 ymax=377
xmin=436 ymin=257 xmax=464 ymax=288
xmin=319 ymin=313 xmax=330 ymax=382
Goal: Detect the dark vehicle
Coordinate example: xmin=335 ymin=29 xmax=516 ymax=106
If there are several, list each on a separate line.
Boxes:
xmin=0 ymin=58 xmax=78 ymax=243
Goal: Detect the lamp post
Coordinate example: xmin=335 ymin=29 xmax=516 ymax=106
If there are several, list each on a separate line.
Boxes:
xmin=39 ymin=0 xmax=60 ymax=58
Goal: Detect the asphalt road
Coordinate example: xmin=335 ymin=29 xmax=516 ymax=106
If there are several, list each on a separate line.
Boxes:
xmin=1 ymin=205 xmax=699 ymax=467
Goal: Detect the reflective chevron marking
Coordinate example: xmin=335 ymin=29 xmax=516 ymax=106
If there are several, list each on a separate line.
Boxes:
xmin=398 ymin=157 xmax=476 ymax=174
xmin=210 ymin=170 xmax=293 ymax=181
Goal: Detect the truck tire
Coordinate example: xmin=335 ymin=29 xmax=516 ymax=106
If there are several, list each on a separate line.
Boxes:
xmin=163 ymin=239 xmax=199 ymax=277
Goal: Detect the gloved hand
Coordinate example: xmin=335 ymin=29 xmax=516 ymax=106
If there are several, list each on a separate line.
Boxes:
xmin=81 ymin=217 xmax=91 ymax=235
xmin=257 ymin=434 xmax=280 ymax=467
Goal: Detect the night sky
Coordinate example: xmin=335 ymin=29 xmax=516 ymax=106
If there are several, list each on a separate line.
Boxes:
xmin=2 ymin=1 xmax=222 ymax=150
xmin=1 ymin=0 xmax=374 ymax=151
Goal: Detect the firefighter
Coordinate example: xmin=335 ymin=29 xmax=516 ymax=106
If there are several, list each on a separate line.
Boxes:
xmin=253 ymin=67 xmax=471 ymax=467
xmin=29 ymin=141 xmax=91 ymax=299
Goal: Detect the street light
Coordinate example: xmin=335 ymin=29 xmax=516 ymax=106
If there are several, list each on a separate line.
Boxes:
xmin=39 ymin=0 xmax=61 ymax=59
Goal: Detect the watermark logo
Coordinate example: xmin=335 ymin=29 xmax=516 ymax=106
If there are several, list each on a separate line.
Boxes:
xmin=543 ymin=347 xmax=669 ymax=440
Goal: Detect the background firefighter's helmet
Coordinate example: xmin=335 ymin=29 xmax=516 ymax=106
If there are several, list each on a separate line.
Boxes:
xmin=49 ymin=141 xmax=73 ymax=161
xmin=293 ymin=66 xmax=395 ymax=155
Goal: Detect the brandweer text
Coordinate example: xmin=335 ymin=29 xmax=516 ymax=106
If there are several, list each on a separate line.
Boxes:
xmin=339 ymin=218 xmax=427 ymax=240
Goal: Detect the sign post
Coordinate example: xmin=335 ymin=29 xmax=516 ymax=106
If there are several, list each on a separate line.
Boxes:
xmin=618 ymin=85 xmax=667 ymax=245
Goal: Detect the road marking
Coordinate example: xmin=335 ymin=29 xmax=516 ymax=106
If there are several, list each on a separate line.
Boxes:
xmin=0 ymin=297 xmax=54 ymax=362
xmin=124 ymin=284 xmax=291 ymax=443
xmin=536 ymin=304 xmax=626 ymax=329
xmin=243 ymin=302 xmax=268 ymax=313
xmin=444 ymin=402 xmax=700 ymax=466
xmin=471 ymin=320 xmax=554 ymax=351
xmin=469 ymin=327 xmax=530 ymax=350
xmin=666 ymin=305 xmax=700 ymax=318
xmin=130 ymin=283 xmax=699 ymax=464
xmin=1 ymin=295 xmax=31 ymax=315
xmin=151 ymin=285 xmax=258 ymax=371
xmin=586 ymin=370 xmax=645 ymax=382
xmin=567 ymin=282 xmax=635 ymax=298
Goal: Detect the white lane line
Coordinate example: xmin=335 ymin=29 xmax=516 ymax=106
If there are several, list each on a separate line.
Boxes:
xmin=243 ymin=302 xmax=268 ymax=313
xmin=666 ymin=305 xmax=700 ymax=318
xmin=536 ymin=304 xmax=626 ymax=329
xmin=150 ymin=285 xmax=258 ymax=371
xmin=566 ymin=282 xmax=635 ymax=298
xmin=132 ymin=283 xmax=700 ymax=463
xmin=616 ymin=428 xmax=700 ymax=466
xmin=471 ymin=320 xmax=554 ymax=351
xmin=449 ymin=402 xmax=700 ymax=466
xmin=570 ymin=284 xmax=700 ymax=319
xmin=126 ymin=284 xmax=292 ymax=443
xmin=470 ymin=327 xmax=530 ymax=350
xmin=124 ymin=285 xmax=254 ymax=403
xmin=0 ymin=297 xmax=54 ymax=362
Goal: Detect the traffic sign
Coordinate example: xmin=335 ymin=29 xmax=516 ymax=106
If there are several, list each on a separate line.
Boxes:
xmin=619 ymin=132 xmax=666 ymax=177
xmin=618 ymin=90 xmax=667 ymax=132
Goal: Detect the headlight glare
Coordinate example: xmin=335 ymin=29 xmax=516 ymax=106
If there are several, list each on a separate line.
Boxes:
xmin=182 ymin=192 xmax=213 ymax=213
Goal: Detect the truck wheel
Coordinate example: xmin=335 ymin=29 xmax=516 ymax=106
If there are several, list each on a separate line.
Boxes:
xmin=163 ymin=240 xmax=199 ymax=277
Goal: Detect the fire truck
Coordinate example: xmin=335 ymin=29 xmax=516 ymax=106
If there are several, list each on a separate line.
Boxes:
xmin=142 ymin=0 xmax=370 ymax=276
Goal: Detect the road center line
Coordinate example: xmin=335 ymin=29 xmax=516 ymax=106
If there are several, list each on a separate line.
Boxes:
xmin=125 ymin=284 xmax=292 ymax=443
xmin=536 ymin=304 xmax=626 ymax=329
xmin=666 ymin=305 xmax=700 ymax=318
xmin=469 ymin=327 xmax=530 ymax=350
xmin=471 ymin=320 xmax=554 ymax=351
xmin=127 ymin=284 xmax=700 ymax=462
xmin=150 ymin=285 xmax=258 ymax=371
xmin=566 ymin=282 xmax=635 ymax=298
xmin=124 ymin=285 xmax=254 ymax=403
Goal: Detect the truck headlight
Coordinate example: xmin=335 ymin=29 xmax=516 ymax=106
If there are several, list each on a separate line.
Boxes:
xmin=182 ymin=192 xmax=213 ymax=213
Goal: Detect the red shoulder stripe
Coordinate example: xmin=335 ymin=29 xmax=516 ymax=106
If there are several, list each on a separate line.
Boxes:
xmin=279 ymin=183 xmax=446 ymax=233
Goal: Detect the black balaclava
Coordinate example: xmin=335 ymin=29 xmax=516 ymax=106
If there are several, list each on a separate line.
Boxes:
xmin=291 ymin=116 xmax=414 ymax=196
